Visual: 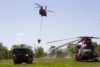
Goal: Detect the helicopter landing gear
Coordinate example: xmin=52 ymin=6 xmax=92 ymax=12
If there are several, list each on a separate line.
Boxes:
xmin=75 ymin=54 xmax=82 ymax=61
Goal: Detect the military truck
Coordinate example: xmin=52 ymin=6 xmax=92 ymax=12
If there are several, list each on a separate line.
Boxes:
xmin=12 ymin=48 xmax=34 ymax=64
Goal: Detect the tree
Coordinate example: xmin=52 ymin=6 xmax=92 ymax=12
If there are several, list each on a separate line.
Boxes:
xmin=67 ymin=43 xmax=77 ymax=54
xmin=96 ymin=43 xmax=100 ymax=55
xmin=56 ymin=49 xmax=67 ymax=58
xmin=35 ymin=47 xmax=44 ymax=58
xmin=11 ymin=44 xmax=33 ymax=50
xmin=49 ymin=46 xmax=56 ymax=57
xmin=11 ymin=45 xmax=20 ymax=49
xmin=0 ymin=42 xmax=11 ymax=60
xmin=67 ymin=43 xmax=77 ymax=57
xmin=92 ymin=42 xmax=98 ymax=47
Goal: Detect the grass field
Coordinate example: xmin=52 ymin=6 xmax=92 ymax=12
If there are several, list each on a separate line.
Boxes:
xmin=0 ymin=58 xmax=100 ymax=67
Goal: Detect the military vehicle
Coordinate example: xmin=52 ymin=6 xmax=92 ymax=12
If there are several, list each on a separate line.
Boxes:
xmin=12 ymin=48 xmax=34 ymax=64
xmin=48 ymin=36 xmax=100 ymax=61
xmin=75 ymin=37 xmax=98 ymax=61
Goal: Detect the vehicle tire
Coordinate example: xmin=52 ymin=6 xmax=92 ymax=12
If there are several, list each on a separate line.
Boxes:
xmin=27 ymin=58 xmax=33 ymax=64
xmin=92 ymin=58 xmax=98 ymax=62
xmin=14 ymin=60 xmax=18 ymax=64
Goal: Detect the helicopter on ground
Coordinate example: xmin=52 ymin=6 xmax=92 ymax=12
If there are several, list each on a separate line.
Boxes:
xmin=35 ymin=3 xmax=54 ymax=17
xmin=48 ymin=36 xmax=100 ymax=61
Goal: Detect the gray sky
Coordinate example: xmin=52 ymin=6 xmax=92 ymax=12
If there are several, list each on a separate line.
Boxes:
xmin=0 ymin=0 xmax=100 ymax=51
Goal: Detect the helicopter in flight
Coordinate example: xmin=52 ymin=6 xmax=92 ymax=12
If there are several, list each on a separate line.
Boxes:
xmin=35 ymin=3 xmax=54 ymax=44
xmin=48 ymin=36 xmax=100 ymax=61
xmin=35 ymin=3 xmax=54 ymax=17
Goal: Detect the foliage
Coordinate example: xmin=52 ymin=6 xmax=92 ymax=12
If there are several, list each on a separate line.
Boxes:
xmin=0 ymin=43 xmax=11 ymax=60
xmin=67 ymin=43 xmax=77 ymax=55
xmin=11 ymin=44 xmax=33 ymax=50
xmin=35 ymin=47 xmax=45 ymax=58
xmin=56 ymin=49 xmax=67 ymax=58
xmin=96 ymin=43 xmax=100 ymax=56
xmin=49 ymin=46 xmax=56 ymax=57
xmin=92 ymin=42 xmax=100 ymax=56
xmin=92 ymin=42 xmax=98 ymax=47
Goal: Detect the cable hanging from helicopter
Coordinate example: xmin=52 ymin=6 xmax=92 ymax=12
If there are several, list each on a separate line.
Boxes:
xmin=35 ymin=3 xmax=54 ymax=44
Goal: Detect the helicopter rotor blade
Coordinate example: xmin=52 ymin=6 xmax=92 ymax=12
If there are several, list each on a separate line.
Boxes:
xmin=91 ymin=37 xmax=100 ymax=39
xmin=35 ymin=6 xmax=40 ymax=8
xmin=78 ymin=36 xmax=100 ymax=39
xmin=47 ymin=36 xmax=100 ymax=44
xmin=47 ymin=10 xmax=55 ymax=12
xmin=49 ymin=39 xmax=79 ymax=51
xmin=47 ymin=38 xmax=76 ymax=43
xmin=48 ymin=36 xmax=100 ymax=51
xmin=35 ymin=3 xmax=41 ymax=7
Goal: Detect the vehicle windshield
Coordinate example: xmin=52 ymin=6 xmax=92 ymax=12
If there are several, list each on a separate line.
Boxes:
xmin=13 ymin=49 xmax=29 ymax=54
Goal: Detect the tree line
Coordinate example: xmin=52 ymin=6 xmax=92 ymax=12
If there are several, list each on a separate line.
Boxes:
xmin=0 ymin=42 xmax=100 ymax=60
xmin=0 ymin=43 xmax=46 ymax=60
xmin=0 ymin=43 xmax=11 ymax=60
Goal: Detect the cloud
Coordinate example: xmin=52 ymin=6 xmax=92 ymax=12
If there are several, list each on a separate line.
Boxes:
xmin=16 ymin=39 xmax=23 ymax=42
xmin=16 ymin=32 xmax=26 ymax=37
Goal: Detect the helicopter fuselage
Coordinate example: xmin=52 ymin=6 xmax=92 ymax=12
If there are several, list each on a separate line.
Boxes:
xmin=39 ymin=7 xmax=47 ymax=16
xmin=75 ymin=42 xmax=98 ymax=61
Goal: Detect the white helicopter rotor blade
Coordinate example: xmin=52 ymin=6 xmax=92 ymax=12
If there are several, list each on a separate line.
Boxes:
xmin=49 ymin=39 xmax=79 ymax=51
xmin=47 ymin=38 xmax=77 ymax=43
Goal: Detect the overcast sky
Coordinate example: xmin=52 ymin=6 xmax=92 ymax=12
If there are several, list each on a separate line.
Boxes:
xmin=0 ymin=0 xmax=100 ymax=51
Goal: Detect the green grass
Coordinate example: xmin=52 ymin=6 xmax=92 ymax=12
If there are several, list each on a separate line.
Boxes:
xmin=0 ymin=58 xmax=100 ymax=67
